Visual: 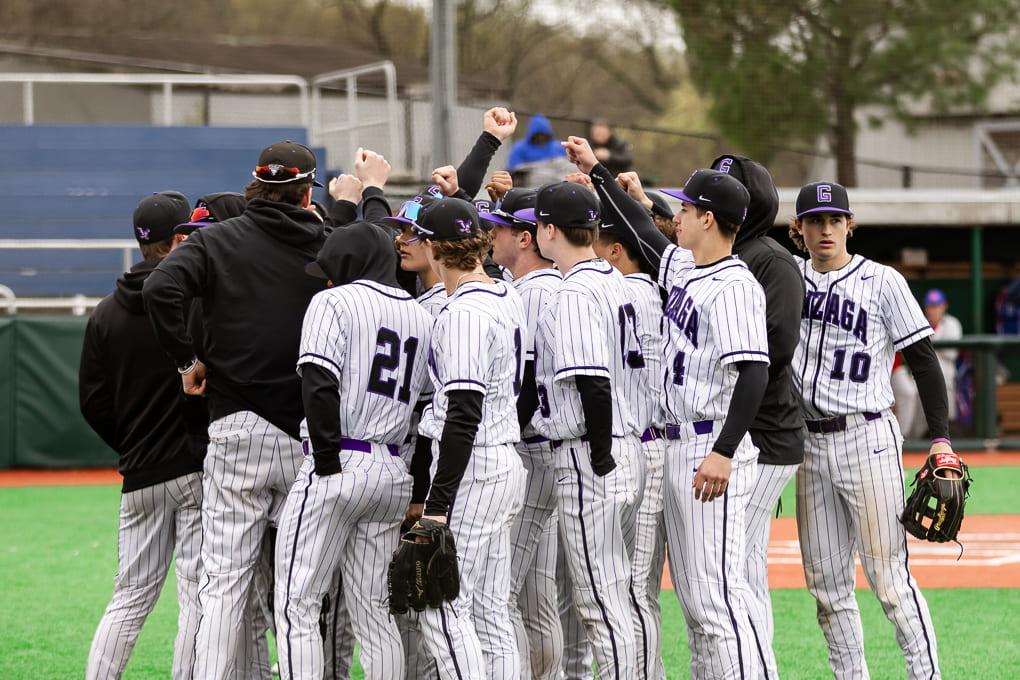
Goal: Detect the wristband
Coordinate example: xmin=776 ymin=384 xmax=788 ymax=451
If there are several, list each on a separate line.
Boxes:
xmin=177 ymin=358 xmax=198 ymax=375
xmin=930 ymin=437 xmax=952 ymax=446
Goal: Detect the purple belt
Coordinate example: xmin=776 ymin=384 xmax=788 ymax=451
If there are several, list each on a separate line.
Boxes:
xmin=640 ymin=428 xmax=663 ymax=443
xmin=664 ymin=421 xmax=713 ymax=440
xmin=805 ymin=412 xmax=880 ymax=434
xmin=302 ymin=437 xmax=400 ymax=457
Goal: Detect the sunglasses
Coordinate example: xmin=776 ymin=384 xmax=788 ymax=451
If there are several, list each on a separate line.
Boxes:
xmin=252 ymin=164 xmax=317 ymax=183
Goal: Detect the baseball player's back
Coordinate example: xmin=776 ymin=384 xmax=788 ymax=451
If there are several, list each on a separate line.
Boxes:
xmin=275 ymin=224 xmax=434 ymax=680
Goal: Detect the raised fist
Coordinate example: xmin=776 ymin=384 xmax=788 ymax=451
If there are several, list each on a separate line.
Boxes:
xmin=431 ymin=165 xmax=460 ymax=197
xmin=484 ymin=107 xmax=518 ymax=141
xmin=354 ymin=148 xmax=391 ymax=189
xmin=329 ymin=174 xmax=364 ymax=204
xmin=616 ymin=171 xmax=653 ymax=209
xmin=563 ymin=172 xmax=596 ymax=194
xmin=562 ymin=136 xmax=598 ymax=174
xmin=485 ymin=171 xmax=513 ymax=202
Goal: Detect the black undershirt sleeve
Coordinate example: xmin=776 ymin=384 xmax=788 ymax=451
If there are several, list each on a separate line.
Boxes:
xmin=576 ymin=375 xmax=616 ymax=476
xmin=456 ymin=132 xmax=502 ymax=199
xmin=328 ymin=200 xmax=358 ymax=227
xmin=301 ymin=364 xmax=343 ymax=476
xmin=516 ymin=360 xmax=539 ymax=432
xmin=424 ymin=390 xmax=484 ymax=517
xmin=410 ymin=432 xmax=434 ymax=504
xmin=589 ymin=162 xmax=671 ymax=275
xmin=361 ymin=186 xmax=391 ymax=223
xmin=713 ymin=361 xmax=769 ymax=458
xmin=901 ymin=337 xmax=951 ymax=440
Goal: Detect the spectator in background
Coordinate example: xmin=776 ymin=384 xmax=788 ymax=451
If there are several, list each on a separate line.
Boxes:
xmin=893 ymin=288 xmax=963 ymax=436
xmin=589 ymin=118 xmax=633 ymax=176
xmin=506 ymin=113 xmax=566 ymax=171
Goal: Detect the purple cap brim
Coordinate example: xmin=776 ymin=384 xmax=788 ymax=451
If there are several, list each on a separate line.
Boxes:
xmin=381 ymin=215 xmax=415 ymax=227
xmin=173 ymin=221 xmax=208 ymax=234
xmin=478 ymin=211 xmax=512 ymax=227
xmin=515 ymin=208 xmax=538 ymax=223
xmin=796 ymin=206 xmax=853 ymax=218
xmin=659 ymin=188 xmax=697 ymax=204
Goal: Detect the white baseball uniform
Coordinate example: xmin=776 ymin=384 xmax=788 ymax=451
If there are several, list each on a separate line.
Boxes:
xmin=793 ymin=254 xmax=941 ymax=679
xmin=533 ymin=258 xmax=642 ymax=680
xmin=622 ymin=271 xmax=666 ymax=680
xmin=657 ymin=246 xmax=769 ymax=679
xmin=504 ymin=268 xmax=563 ymax=680
xmin=274 ymin=280 xmax=433 ymax=680
xmin=416 ymin=279 xmax=528 ymax=680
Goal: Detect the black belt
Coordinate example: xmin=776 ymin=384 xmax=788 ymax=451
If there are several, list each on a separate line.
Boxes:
xmin=551 ymin=434 xmax=589 ymax=449
xmin=522 ymin=435 xmax=549 ymax=445
xmin=663 ymin=421 xmax=713 ymax=440
xmin=805 ymin=412 xmax=881 ymax=434
xmin=301 ymin=437 xmax=400 ymax=457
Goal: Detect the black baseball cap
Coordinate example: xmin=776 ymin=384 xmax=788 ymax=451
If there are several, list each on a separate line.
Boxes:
xmin=133 ymin=191 xmax=190 ymax=244
xmin=471 ymin=199 xmax=500 ymax=232
xmin=518 ymin=182 xmax=601 ymax=229
xmin=647 ymin=191 xmax=674 ymax=220
xmin=252 ymin=141 xmax=324 ymax=187
xmin=661 ymin=169 xmax=750 ymax=226
xmin=482 ymin=189 xmax=538 ymax=232
xmin=796 ymin=181 xmax=852 ymax=218
xmin=710 ymin=155 xmax=746 ymax=185
xmin=413 ymin=197 xmax=483 ymax=241
xmin=174 ymin=192 xmax=246 ymax=235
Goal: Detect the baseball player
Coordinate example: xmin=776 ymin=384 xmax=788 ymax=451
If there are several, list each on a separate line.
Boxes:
xmin=790 ymin=181 xmax=952 ymax=679
xmin=144 ymin=141 xmax=332 ymax=680
xmin=592 ymin=217 xmax=666 ymax=680
xmin=581 ymin=140 xmax=770 ymax=678
xmin=412 ymin=197 xmax=528 ymax=680
xmin=520 ymin=178 xmax=644 ymax=679
xmin=273 ymin=222 xmax=434 ymax=680
xmin=485 ymin=187 xmax=565 ymax=680
xmin=80 ymin=192 xmax=203 ymax=680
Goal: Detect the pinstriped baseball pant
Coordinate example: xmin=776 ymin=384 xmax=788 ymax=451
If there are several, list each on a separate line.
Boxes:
xmin=518 ymin=512 xmax=562 ymax=680
xmin=85 ymin=472 xmax=203 ymax=680
xmin=419 ymin=444 xmax=526 ymax=680
xmin=629 ymin=436 xmax=667 ymax=680
xmin=664 ymin=431 xmax=761 ymax=680
xmin=276 ymin=449 xmax=411 ymax=680
xmin=508 ymin=443 xmax=559 ymax=680
xmin=192 ymin=411 xmax=302 ymax=680
xmin=743 ymin=462 xmax=798 ymax=680
xmin=797 ymin=412 xmax=940 ymax=680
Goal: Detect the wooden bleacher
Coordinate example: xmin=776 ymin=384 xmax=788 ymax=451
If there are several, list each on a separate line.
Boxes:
xmin=997 ymin=383 xmax=1020 ymax=435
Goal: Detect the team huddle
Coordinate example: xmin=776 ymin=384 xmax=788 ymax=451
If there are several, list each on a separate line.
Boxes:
xmin=79 ymin=108 xmax=970 ymax=680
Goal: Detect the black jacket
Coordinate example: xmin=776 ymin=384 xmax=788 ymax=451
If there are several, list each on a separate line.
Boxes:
xmin=143 ymin=199 xmax=326 ymax=440
xmin=591 ymin=135 xmax=634 ymax=177
xmin=714 ymin=155 xmax=806 ymax=465
xmin=80 ymin=259 xmax=204 ymax=492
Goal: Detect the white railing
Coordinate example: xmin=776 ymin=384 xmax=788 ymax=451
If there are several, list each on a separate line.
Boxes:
xmin=0 ymin=72 xmax=311 ymax=128
xmin=0 ymin=239 xmax=137 ymax=273
xmin=310 ymin=62 xmax=403 ymax=171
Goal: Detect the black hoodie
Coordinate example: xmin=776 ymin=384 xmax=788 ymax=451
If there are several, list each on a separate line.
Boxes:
xmin=80 ymin=259 xmax=204 ymax=492
xmin=143 ymin=198 xmax=326 ymax=439
xmin=712 ymin=155 xmax=806 ymax=465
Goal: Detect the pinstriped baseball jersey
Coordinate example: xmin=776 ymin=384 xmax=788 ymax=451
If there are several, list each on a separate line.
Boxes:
xmin=513 ymin=268 xmax=562 ymax=439
xmin=793 ymin=254 xmax=932 ymax=418
xmin=657 ymin=246 xmax=770 ymax=422
xmin=623 ymin=272 xmax=665 ymax=432
xmin=417 ymin=282 xmax=448 ymax=318
xmin=418 ymin=279 xmax=527 ymax=447
xmin=532 ymin=258 xmax=640 ymax=440
xmin=297 ymin=280 xmax=434 ymax=445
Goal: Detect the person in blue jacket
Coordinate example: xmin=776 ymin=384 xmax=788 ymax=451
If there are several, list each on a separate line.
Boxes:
xmin=507 ymin=114 xmax=567 ymax=171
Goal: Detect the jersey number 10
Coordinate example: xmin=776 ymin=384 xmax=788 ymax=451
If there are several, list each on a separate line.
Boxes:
xmin=830 ymin=348 xmax=871 ymax=383
xmin=367 ymin=327 xmax=419 ymax=404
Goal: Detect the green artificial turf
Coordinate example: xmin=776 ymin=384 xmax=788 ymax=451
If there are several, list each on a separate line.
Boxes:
xmin=1 ymin=481 xmax=1017 ymax=679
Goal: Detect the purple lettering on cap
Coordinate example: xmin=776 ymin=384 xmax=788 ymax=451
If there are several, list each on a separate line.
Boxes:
xmin=455 ymin=218 xmax=473 ymax=234
xmin=587 ymin=209 xmax=598 ymax=222
xmin=718 ymin=158 xmax=733 ymax=174
xmin=817 ymin=184 xmax=832 ymax=203
xmin=136 ymin=227 xmax=150 ymax=240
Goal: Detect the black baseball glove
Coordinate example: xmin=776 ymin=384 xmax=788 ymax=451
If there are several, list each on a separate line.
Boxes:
xmin=388 ymin=518 xmax=460 ymax=615
xmin=901 ymin=451 xmax=971 ymax=543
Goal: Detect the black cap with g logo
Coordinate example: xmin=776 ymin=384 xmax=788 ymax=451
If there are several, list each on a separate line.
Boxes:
xmin=796 ymin=181 xmax=852 ymax=218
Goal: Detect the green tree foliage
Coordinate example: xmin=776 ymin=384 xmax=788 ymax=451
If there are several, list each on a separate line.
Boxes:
xmin=664 ymin=0 xmax=1020 ymax=185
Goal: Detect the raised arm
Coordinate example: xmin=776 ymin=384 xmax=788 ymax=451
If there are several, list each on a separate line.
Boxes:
xmin=456 ymin=107 xmax=518 ymax=198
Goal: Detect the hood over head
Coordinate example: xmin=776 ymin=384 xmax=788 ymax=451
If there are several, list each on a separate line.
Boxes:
xmin=710 ymin=154 xmax=778 ymax=246
xmin=113 ymin=258 xmax=160 ymax=314
xmin=306 ymin=221 xmax=399 ymax=287
xmin=201 ymin=192 xmax=247 ymax=222
xmin=526 ymin=114 xmax=555 ymax=140
xmin=244 ymin=198 xmax=324 ymax=247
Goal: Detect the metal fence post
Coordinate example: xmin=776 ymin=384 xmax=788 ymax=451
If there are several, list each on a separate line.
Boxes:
xmin=22 ymin=80 xmax=34 ymax=125
xmin=971 ymin=226 xmax=984 ymax=332
xmin=162 ymin=82 xmax=173 ymax=126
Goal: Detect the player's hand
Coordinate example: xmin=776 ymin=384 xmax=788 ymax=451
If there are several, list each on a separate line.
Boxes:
xmin=421 ymin=514 xmax=447 ymax=524
xmin=355 ymin=148 xmax=391 ymax=189
xmin=484 ymin=107 xmax=518 ymax=141
xmin=404 ymin=502 xmax=424 ymax=529
xmin=182 ymin=360 xmax=207 ymax=396
xmin=563 ymin=172 xmax=596 ymax=193
xmin=594 ymin=147 xmax=611 ymax=161
xmin=485 ymin=171 xmax=513 ymax=202
xmin=329 ymin=174 xmax=363 ymax=204
xmin=616 ymin=171 xmax=654 ymax=209
xmin=693 ymin=452 xmax=731 ymax=503
xmin=431 ymin=165 xmax=459 ymax=197
xmin=562 ymin=136 xmax=598 ymax=174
